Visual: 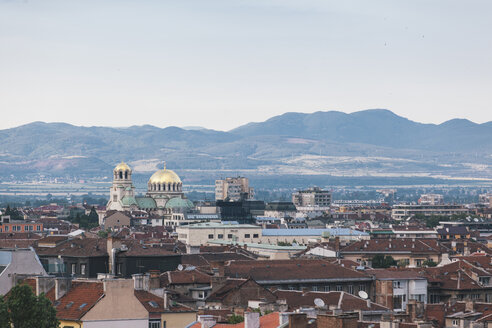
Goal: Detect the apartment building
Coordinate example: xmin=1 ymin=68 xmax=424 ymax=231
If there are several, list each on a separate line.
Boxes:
xmin=215 ymin=177 xmax=254 ymax=201
xmin=292 ymin=187 xmax=331 ymax=207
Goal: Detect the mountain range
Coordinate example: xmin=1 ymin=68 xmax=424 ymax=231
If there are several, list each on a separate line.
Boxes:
xmin=1 ymin=109 xmax=491 ymax=185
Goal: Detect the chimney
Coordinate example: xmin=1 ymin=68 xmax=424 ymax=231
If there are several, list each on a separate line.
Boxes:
xmin=244 ymin=312 xmax=260 ymax=328
xmin=335 ymin=236 xmax=340 ymax=257
xmin=163 ymin=291 xmax=169 ymax=310
xmin=54 ymin=277 xmax=72 ymax=300
xmin=288 ymin=313 xmax=308 ymax=328
xmin=149 ymin=270 xmax=160 ymax=289
xmin=197 ymin=315 xmax=216 ymax=328
xmin=465 ymin=300 xmax=474 ymax=312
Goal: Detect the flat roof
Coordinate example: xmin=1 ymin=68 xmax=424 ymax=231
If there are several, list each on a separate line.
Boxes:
xmin=208 ymin=240 xmax=306 ymax=250
xmin=177 ymin=222 xmax=260 ymax=229
xmin=261 ymin=228 xmax=369 ymax=237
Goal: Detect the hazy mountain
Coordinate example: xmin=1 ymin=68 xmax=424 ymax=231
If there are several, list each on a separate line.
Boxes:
xmin=0 ymin=109 xmax=491 ymax=181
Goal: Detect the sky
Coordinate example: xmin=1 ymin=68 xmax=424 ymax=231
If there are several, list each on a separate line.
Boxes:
xmin=0 ymin=0 xmax=491 ymax=131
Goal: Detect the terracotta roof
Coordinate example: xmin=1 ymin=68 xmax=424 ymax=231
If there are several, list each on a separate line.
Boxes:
xmin=116 ymin=239 xmax=179 ymax=257
xmin=55 ymin=281 xmax=104 ymax=321
xmin=134 ymin=290 xmax=195 ymax=313
xmin=34 ymin=238 xmax=107 ymax=257
xmin=0 ymin=232 xmax=42 ymax=248
xmin=161 ymin=269 xmax=212 ymax=286
xmin=341 ymin=238 xmax=446 ymax=255
xmin=273 ymin=290 xmax=388 ymax=312
xmin=181 ymin=253 xmax=255 ymax=268
xmin=414 ymin=260 xmax=492 ymax=290
xmin=224 ymin=259 xmax=372 ymax=283
xmin=366 ymin=268 xmax=426 ymax=280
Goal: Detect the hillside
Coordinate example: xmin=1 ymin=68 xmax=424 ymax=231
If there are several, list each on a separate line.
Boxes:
xmin=0 ymin=109 xmax=491 ymax=182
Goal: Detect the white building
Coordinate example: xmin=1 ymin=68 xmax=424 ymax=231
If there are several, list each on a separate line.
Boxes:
xmin=176 ymin=222 xmax=262 ymax=246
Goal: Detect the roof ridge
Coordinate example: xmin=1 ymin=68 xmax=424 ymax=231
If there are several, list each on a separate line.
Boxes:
xmin=338 ymin=291 xmax=344 ymax=309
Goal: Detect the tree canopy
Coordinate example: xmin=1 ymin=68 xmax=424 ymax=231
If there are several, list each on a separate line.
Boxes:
xmin=371 ymin=254 xmax=397 ymax=268
xmin=0 ymin=284 xmax=59 ymax=328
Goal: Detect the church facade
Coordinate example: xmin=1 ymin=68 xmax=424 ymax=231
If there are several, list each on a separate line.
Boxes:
xmin=106 ymin=162 xmax=192 ymax=216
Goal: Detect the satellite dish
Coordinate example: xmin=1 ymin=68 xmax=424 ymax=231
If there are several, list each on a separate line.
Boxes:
xmin=177 ymin=264 xmax=183 ymax=271
xmin=314 ymin=298 xmax=325 ymax=307
xmin=358 ymin=291 xmax=368 ymax=299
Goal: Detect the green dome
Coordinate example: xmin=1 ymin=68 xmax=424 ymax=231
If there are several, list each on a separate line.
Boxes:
xmin=165 ymin=197 xmax=194 ymax=209
xmin=121 ymin=196 xmax=138 ymax=206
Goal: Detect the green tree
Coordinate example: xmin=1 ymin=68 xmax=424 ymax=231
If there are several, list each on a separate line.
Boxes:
xmin=0 ymin=296 xmax=9 ymax=328
xmin=228 ymin=314 xmax=244 ymax=324
xmin=423 ymin=259 xmax=438 ymax=267
xmin=6 ymin=284 xmax=59 ymax=328
xmin=371 ymin=254 xmax=397 ymax=268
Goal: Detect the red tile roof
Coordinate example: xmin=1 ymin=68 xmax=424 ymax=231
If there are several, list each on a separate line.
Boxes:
xmin=134 ymin=290 xmax=195 ymax=314
xmin=55 ymin=281 xmax=104 ymax=321
xmin=274 ymin=290 xmax=388 ymax=312
xmin=224 ymin=259 xmax=371 ymax=283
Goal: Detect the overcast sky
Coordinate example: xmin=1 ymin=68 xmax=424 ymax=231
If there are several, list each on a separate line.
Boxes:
xmin=0 ymin=0 xmax=491 ymax=131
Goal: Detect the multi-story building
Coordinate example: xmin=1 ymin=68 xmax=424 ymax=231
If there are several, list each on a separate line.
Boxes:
xmin=292 ymin=187 xmax=331 ymax=207
xmin=0 ymin=216 xmax=43 ymax=233
xmin=391 ymin=204 xmax=469 ymax=220
xmin=215 ymin=177 xmax=253 ymax=201
xmin=176 ymin=221 xmax=262 ymax=246
xmin=418 ymin=194 xmax=444 ymax=205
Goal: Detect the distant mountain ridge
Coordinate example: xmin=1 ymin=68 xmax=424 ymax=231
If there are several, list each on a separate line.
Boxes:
xmin=0 ymin=109 xmax=491 ymax=179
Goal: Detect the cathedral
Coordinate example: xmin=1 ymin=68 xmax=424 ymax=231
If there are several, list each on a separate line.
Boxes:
xmin=106 ymin=162 xmax=192 ymax=215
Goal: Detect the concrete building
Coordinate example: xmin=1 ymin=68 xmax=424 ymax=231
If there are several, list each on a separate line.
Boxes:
xmin=292 ymin=187 xmax=332 ymax=207
xmin=418 ymin=194 xmax=444 ymax=205
xmin=368 ymin=269 xmax=428 ymax=312
xmin=207 ymin=240 xmax=306 ymax=259
xmin=0 ymin=248 xmax=47 ymax=295
xmin=215 ymin=177 xmax=253 ymax=201
xmin=176 ymin=222 xmax=262 ymax=246
xmin=391 ymin=204 xmax=469 ymax=220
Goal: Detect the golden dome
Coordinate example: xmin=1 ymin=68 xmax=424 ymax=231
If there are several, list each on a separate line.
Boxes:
xmin=148 ymin=169 xmax=181 ymax=184
xmin=114 ymin=162 xmax=131 ymax=172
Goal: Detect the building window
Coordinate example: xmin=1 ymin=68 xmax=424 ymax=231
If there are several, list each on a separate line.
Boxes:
xmin=245 ymin=234 xmax=250 ymax=238
xmin=429 ymin=294 xmax=440 ymax=304
xmin=253 ymin=234 xmax=259 ymax=238
xmin=410 ymin=294 xmax=425 ymax=302
xmin=80 ymin=264 xmax=86 ymax=276
xmin=149 ymin=320 xmax=161 ymax=328
xmin=312 ymin=286 xmax=318 ymax=291
xmin=348 ymin=285 xmax=353 ymax=294
xmin=4 ymin=226 xmax=8 ymax=232
xmin=36 ymin=225 xmax=41 ymax=231
xmin=452 ymin=319 xmax=459 ymax=327
xmin=208 ymin=234 xmax=214 ymax=239
xmin=217 ymin=234 xmax=224 ymax=239
xmin=71 ymin=263 xmax=76 ymax=275
xmin=393 ymin=281 xmax=401 ymax=289
xmin=336 ymin=285 xmax=342 ymax=292
xmin=359 ymin=285 xmax=366 ymax=292
xmin=228 ymin=234 xmax=233 ymax=239
xmin=324 ymin=286 xmax=331 ymax=292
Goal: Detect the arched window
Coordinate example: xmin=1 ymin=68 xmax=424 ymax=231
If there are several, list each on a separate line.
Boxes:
xmin=125 ymin=171 xmax=128 ymax=179
xmin=158 ymin=184 xmax=161 ymax=191
xmin=119 ymin=171 xmax=123 ymax=179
